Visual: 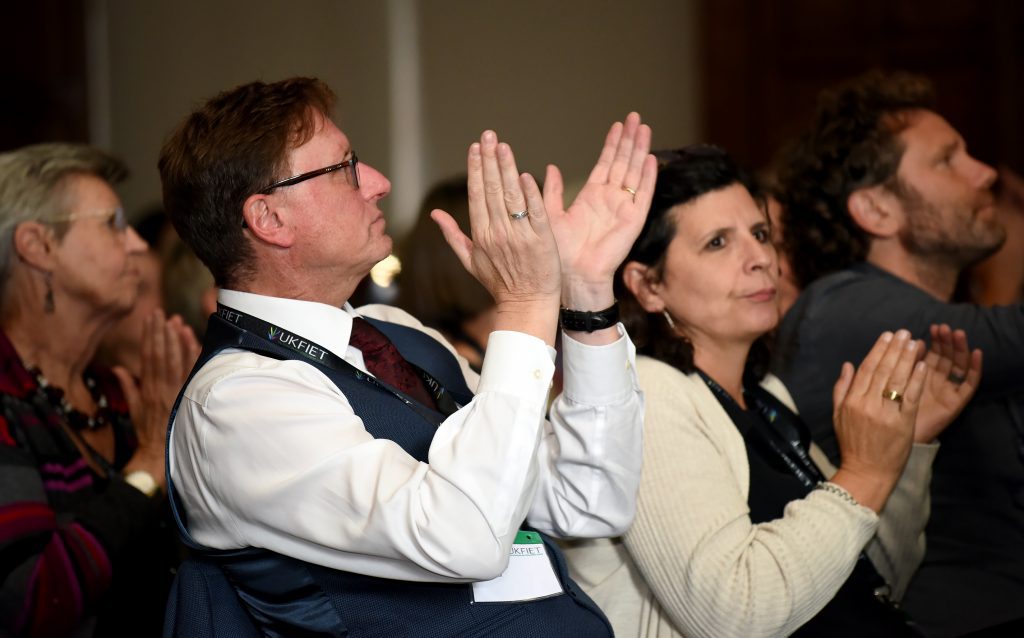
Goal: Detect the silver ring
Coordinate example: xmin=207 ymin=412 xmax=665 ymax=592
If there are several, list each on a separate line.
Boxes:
xmin=948 ymin=372 xmax=967 ymax=384
xmin=508 ymin=210 xmax=529 ymax=220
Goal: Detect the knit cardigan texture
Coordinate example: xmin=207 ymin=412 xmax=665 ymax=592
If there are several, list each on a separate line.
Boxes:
xmin=562 ymin=355 xmax=936 ymax=638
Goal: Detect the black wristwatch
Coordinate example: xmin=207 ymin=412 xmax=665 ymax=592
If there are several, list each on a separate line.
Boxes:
xmin=559 ymin=302 xmax=620 ymax=332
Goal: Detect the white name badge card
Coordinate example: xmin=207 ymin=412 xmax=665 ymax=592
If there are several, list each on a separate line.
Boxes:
xmin=471 ymin=530 xmax=564 ymax=603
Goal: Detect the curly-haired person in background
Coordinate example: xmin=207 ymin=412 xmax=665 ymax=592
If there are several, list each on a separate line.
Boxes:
xmin=772 ymin=70 xmax=1024 ymax=636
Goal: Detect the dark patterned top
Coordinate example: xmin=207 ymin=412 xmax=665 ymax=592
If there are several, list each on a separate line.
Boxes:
xmin=0 ymin=329 xmax=174 ymax=637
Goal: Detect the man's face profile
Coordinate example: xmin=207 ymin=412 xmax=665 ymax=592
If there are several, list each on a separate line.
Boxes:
xmin=891 ymin=109 xmax=1004 ymax=268
xmin=272 ymin=113 xmax=393 ymax=279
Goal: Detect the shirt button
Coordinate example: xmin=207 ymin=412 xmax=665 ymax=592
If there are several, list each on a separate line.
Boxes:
xmin=533 ymin=369 xmax=542 ymax=379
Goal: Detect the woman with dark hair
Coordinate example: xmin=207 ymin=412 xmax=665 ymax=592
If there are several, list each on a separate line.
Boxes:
xmin=562 ymin=146 xmax=981 ymax=637
xmin=396 ymin=176 xmax=494 ymax=371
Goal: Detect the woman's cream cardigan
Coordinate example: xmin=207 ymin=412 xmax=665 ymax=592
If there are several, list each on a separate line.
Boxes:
xmin=562 ymin=355 xmax=937 ymax=638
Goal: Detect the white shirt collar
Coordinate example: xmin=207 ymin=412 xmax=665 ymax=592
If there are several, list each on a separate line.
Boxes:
xmin=217 ymin=289 xmax=356 ymax=357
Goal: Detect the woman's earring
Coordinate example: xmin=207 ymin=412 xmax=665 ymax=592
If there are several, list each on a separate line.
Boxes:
xmin=43 ymin=272 xmax=54 ymax=314
xmin=662 ymin=310 xmax=677 ymax=331
xmin=663 ymin=310 xmax=691 ymax=344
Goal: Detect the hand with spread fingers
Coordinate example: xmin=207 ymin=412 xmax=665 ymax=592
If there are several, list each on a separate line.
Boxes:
xmin=829 ymin=330 xmax=929 ymax=512
xmin=913 ymin=323 xmax=983 ymax=443
xmin=432 ymin=131 xmax=562 ymax=346
xmin=544 ymin=112 xmax=657 ymax=343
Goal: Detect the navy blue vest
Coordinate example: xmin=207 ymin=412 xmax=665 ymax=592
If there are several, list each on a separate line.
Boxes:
xmin=164 ymin=313 xmax=612 ymax=637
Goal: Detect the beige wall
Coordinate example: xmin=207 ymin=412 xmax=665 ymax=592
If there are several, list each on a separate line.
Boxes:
xmin=419 ymin=0 xmax=700 ymax=207
xmin=99 ymin=0 xmax=699 ymax=239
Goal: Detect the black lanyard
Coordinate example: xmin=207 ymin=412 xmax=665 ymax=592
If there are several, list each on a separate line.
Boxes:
xmin=699 ymin=370 xmax=826 ymax=489
xmin=216 ymin=304 xmax=462 ymax=420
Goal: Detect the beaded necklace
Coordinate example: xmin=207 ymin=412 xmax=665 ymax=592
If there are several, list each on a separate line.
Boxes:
xmin=30 ymin=366 xmax=113 ymax=431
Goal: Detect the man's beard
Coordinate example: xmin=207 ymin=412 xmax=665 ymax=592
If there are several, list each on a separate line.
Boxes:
xmin=895 ymin=180 xmax=1006 ymax=270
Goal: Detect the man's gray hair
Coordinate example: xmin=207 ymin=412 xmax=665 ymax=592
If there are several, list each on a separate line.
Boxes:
xmin=0 ymin=143 xmax=127 ymax=290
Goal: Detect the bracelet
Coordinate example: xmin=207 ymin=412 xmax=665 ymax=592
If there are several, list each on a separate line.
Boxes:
xmin=559 ymin=302 xmax=620 ymax=333
xmin=816 ymin=481 xmax=861 ymax=509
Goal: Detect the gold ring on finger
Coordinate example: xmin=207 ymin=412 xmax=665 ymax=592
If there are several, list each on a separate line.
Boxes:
xmin=882 ymin=389 xmax=904 ymax=404
xmin=621 ymin=186 xmax=637 ymax=196
xmin=508 ymin=210 xmax=529 ymax=220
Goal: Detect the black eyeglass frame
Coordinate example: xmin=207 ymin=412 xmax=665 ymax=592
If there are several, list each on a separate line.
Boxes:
xmin=258 ymin=153 xmax=360 ymax=195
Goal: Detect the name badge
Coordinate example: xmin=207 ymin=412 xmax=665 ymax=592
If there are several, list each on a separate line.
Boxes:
xmin=471 ymin=530 xmax=564 ymax=603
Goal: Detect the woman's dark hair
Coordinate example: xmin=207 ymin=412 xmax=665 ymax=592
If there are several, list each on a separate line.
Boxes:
xmin=614 ymin=145 xmax=771 ymax=379
xmin=395 ymin=176 xmax=493 ymax=337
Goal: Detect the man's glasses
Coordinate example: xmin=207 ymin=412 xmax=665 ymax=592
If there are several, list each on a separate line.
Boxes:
xmin=50 ymin=207 xmax=128 ymax=232
xmin=258 ymin=153 xmax=360 ymax=195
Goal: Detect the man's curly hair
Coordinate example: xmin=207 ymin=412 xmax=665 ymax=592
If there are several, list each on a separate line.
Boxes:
xmin=776 ymin=70 xmax=936 ymax=288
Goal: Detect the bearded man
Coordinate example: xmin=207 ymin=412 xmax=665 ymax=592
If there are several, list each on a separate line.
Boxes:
xmin=773 ymin=70 xmax=1024 ymax=637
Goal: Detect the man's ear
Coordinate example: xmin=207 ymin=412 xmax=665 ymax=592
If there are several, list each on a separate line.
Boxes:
xmin=13 ymin=221 xmax=57 ymax=271
xmin=621 ymin=261 xmax=666 ymax=313
xmin=847 ymin=185 xmax=901 ymax=238
xmin=242 ymin=194 xmax=294 ymax=248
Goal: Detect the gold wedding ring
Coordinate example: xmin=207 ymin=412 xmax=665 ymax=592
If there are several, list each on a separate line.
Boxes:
xmin=508 ymin=210 xmax=529 ymax=220
xmin=621 ymin=186 xmax=637 ymax=196
xmin=882 ymin=389 xmax=904 ymax=404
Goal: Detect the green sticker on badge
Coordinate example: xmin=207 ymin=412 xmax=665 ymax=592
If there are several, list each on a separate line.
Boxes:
xmin=514 ymin=530 xmax=542 ymax=545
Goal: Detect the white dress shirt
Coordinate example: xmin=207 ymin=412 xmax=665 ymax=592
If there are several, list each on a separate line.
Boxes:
xmin=170 ymin=289 xmax=643 ymax=583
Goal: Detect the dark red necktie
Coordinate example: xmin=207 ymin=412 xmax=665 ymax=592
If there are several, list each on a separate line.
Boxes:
xmin=349 ymin=317 xmax=438 ymax=410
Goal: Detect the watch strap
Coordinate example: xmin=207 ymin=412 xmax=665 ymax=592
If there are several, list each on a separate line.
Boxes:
xmin=559 ymin=302 xmax=620 ymax=333
xmin=125 ymin=470 xmax=160 ymax=497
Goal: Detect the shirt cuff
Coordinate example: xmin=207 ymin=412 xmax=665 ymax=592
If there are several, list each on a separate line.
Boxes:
xmin=560 ymin=323 xmax=637 ymax=405
xmin=476 ymin=330 xmax=556 ymax=400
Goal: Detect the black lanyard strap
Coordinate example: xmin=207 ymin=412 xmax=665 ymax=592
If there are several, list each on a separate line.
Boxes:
xmin=216 ymin=304 xmax=461 ymax=420
xmin=699 ymin=370 xmax=826 ymax=488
